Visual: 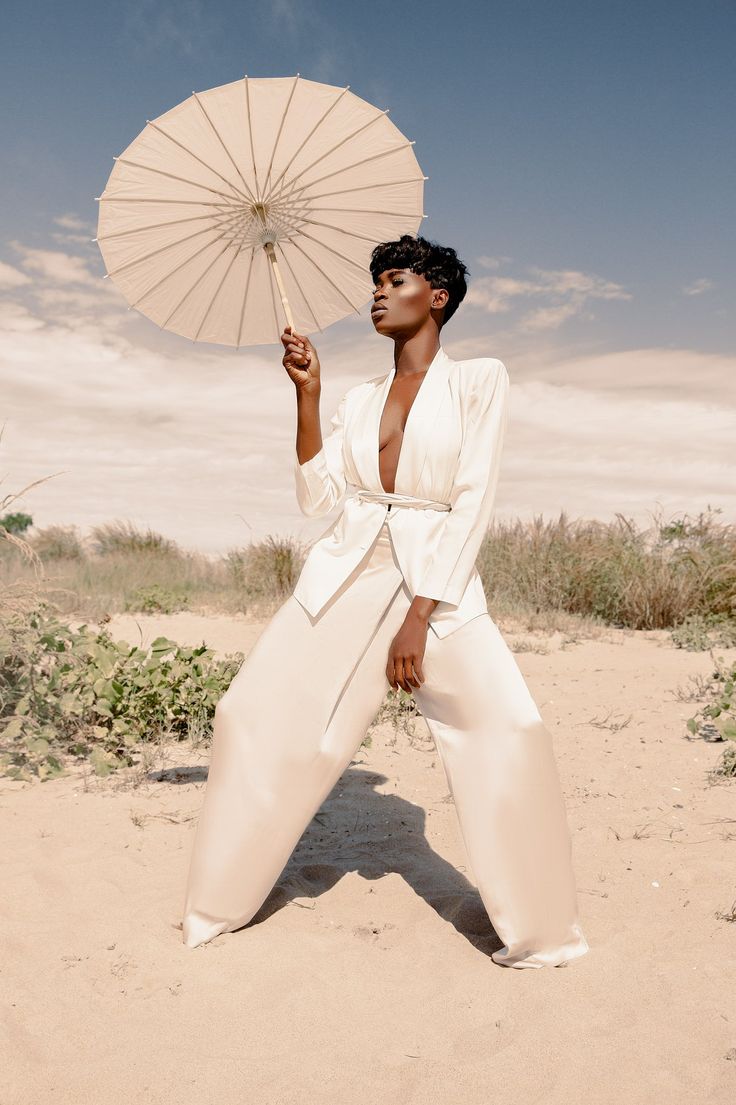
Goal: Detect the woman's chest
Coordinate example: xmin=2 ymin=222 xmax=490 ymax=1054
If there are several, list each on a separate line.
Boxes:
xmin=343 ymin=377 xmax=464 ymax=499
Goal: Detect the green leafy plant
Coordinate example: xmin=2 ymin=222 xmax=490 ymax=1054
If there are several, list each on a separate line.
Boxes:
xmin=0 ymin=602 xmax=242 ymax=781
xmin=125 ymin=583 xmax=190 ymax=614
xmin=686 ymin=656 xmax=736 ymax=777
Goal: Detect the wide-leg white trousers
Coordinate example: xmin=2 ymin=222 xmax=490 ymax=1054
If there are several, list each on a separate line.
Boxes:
xmin=182 ymin=519 xmax=589 ymax=968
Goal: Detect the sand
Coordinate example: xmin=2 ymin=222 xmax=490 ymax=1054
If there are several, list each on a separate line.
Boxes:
xmin=2 ymin=612 xmax=735 ymax=1104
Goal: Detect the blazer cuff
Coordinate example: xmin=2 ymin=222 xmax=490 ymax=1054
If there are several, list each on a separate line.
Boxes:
xmin=294 ymin=447 xmax=333 ymax=516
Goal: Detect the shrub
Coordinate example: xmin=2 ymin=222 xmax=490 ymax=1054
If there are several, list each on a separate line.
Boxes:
xmin=686 ymin=656 xmax=736 ymax=778
xmin=0 ymin=602 xmax=243 ymax=782
xmin=90 ymin=520 xmax=182 ymax=557
xmin=226 ymin=534 xmax=305 ymax=601
xmin=29 ymin=524 xmax=86 ymax=561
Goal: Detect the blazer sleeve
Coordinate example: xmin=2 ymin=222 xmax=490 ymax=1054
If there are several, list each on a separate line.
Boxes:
xmin=414 ymin=359 xmax=510 ymax=607
xmin=293 ymin=391 xmax=349 ymax=517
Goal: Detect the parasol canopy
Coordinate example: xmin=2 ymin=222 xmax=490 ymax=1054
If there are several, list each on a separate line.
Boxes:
xmin=95 ymin=74 xmax=426 ymax=347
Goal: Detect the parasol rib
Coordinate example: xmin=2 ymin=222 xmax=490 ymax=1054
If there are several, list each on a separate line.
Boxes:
xmin=161 ymin=239 xmax=235 ymax=328
xmin=276 ymin=140 xmax=416 ymax=201
xmin=236 ymin=247 xmax=257 ymax=348
xmin=307 ymin=177 xmax=426 ymax=201
xmin=265 ymin=86 xmax=351 ymax=200
xmin=268 ymin=110 xmax=389 ymax=207
xmin=129 ymin=237 xmax=221 ymax=309
xmin=287 ymin=238 xmax=362 ymax=315
xmin=307 ymin=207 xmax=424 ymax=216
xmin=299 ymin=216 xmax=421 ymax=244
xmin=114 ymin=157 xmax=248 ymax=204
xmin=144 ymin=120 xmax=251 ymax=203
xmin=193 ymin=246 xmax=241 ymax=340
xmin=262 ymin=74 xmax=300 ymax=199
xmin=97 ymin=212 xmax=235 ymax=242
xmin=243 ymin=76 xmax=261 ymax=203
xmin=291 ymin=226 xmax=378 ymax=274
xmin=192 ymin=92 xmax=258 ymax=204
xmin=105 ymin=223 xmax=227 ymax=279
xmin=97 ymin=196 xmax=232 ymax=207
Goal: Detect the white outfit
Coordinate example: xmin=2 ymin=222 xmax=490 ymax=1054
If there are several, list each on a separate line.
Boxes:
xmin=182 ymin=345 xmax=589 ymax=968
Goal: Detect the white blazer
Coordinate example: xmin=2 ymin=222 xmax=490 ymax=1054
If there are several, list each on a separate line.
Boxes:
xmin=292 ymin=344 xmax=510 ymax=639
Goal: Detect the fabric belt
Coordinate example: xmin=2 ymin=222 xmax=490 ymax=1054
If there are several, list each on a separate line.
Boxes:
xmin=354 ymin=489 xmax=451 ymax=512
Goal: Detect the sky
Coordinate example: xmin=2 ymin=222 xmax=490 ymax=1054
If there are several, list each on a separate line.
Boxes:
xmin=1 ymin=0 xmax=734 ymax=556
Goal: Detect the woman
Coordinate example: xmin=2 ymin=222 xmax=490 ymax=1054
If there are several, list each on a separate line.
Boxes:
xmin=182 ymin=234 xmax=589 ymax=969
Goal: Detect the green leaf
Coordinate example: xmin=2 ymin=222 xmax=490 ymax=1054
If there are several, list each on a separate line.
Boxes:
xmin=90 ymin=748 xmax=112 ymax=776
xmin=1 ymin=717 xmax=25 ymax=740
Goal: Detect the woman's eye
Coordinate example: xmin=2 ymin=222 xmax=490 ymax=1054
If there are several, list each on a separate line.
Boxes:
xmin=392 ymin=279 xmax=403 ymax=286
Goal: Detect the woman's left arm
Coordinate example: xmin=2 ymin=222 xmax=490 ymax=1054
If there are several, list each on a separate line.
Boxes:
xmin=414 ymin=359 xmax=510 ymax=607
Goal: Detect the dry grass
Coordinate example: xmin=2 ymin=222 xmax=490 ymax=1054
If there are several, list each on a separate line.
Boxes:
xmin=477 ymin=506 xmax=736 ymax=632
xmin=1 ymin=500 xmax=734 ymax=636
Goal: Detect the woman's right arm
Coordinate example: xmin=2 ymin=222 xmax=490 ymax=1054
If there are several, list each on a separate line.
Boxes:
xmin=281 ymin=327 xmax=348 ymax=517
xmin=281 ymin=326 xmax=323 ymax=464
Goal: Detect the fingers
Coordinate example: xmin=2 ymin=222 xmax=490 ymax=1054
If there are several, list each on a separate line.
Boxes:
xmin=281 ymin=326 xmax=308 ymax=346
xmin=387 ymin=654 xmax=422 ymax=693
xmin=284 ymin=341 xmax=311 ymax=362
xmin=281 ymin=329 xmax=311 ymax=368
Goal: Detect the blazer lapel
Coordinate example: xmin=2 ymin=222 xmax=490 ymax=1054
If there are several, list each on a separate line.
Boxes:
xmin=351 ymin=344 xmax=453 ymax=495
xmin=394 ymin=345 xmax=452 ymax=495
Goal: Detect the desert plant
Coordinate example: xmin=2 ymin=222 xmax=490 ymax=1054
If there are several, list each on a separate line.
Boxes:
xmin=28 ymin=523 xmax=86 ymax=561
xmin=226 ymin=534 xmax=306 ymax=602
xmin=125 ymin=583 xmax=190 ymax=614
xmin=90 ymin=519 xmax=183 ymax=557
xmin=671 ymin=613 xmax=736 ymax=651
xmin=686 ymin=655 xmax=736 ymax=778
xmin=0 ymin=604 xmax=243 ymax=781
xmin=0 ymin=510 xmax=33 ymax=536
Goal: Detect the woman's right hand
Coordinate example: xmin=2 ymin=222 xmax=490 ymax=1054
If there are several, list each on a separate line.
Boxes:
xmin=281 ymin=327 xmax=321 ymax=395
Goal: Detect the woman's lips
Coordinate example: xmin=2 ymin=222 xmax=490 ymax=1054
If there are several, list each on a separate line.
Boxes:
xmin=371 ymin=307 xmax=388 ymax=316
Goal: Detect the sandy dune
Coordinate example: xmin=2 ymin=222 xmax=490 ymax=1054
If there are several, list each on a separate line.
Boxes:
xmin=2 ymin=612 xmax=735 ymax=1104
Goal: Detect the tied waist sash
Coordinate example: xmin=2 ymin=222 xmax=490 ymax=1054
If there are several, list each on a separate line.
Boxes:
xmin=354 ymin=489 xmax=451 ymax=512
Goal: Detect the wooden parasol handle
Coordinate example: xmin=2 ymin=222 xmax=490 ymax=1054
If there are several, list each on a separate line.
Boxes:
xmin=263 ymin=241 xmax=294 ymax=331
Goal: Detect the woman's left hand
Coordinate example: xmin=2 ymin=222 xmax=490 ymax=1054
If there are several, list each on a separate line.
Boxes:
xmin=386 ymin=614 xmax=428 ymax=693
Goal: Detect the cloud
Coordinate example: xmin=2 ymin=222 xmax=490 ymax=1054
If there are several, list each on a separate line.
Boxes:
xmin=121 ymin=0 xmax=220 ymax=59
xmin=465 ymin=263 xmax=632 ymax=331
xmin=54 ymin=214 xmax=94 ymax=233
xmin=10 ymin=241 xmax=100 ymax=287
xmin=1 ymin=231 xmax=733 ymax=557
xmin=0 ymin=261 xmax=31 ymax=289
xmin=502 ymin=370 xmax=735 ymax=523
xmin=51 ymin=232 xmax=94 ymax=247
xmin=682 ymin=277 xmax=714 ymax=296
xmin=475 ymin=255 xmax=512 ymax=270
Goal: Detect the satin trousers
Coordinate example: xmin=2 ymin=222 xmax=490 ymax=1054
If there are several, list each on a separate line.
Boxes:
xmin=182 ymin=519 xmax=589 ymax=968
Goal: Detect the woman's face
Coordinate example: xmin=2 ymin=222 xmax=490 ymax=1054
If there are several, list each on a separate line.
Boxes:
xmin=370 ymin=268 xmax=447 ymax=335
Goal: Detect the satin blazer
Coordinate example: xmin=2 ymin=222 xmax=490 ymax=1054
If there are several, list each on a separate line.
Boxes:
xmin=292 ymin=344 xmax=510 ymax=639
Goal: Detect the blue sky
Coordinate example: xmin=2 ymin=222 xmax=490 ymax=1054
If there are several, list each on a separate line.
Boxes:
xmin=1 ymin=0 xmax=734 ymax=552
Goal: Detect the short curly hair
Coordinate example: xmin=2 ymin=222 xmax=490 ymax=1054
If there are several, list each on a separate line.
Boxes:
xmin=369 ymin=234 xmax=469 ymax=327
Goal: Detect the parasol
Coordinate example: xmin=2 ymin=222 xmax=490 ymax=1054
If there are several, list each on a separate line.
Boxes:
xmin=95 ymin=74 xmax=426 ymax=347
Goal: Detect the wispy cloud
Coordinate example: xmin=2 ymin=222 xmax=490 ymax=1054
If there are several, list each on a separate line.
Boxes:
xmin=10 ymin=241 xmax=101 ymax=287
xmin=121 ymin=0 xmax=220 ymax=60
xmin=682 ymin=277 xmax=715 ymax=296
xmin=465 ymin=262 xmax=632 ymax=331
xmin=0 ymin=261 xmax=31 ymax=289
xmin=1 ymin=231 xmax=733 ymax=555
xmin=51 ymin=213 xmax=95 ymax=247
xmin=475 ymin=255 xmax=512 ymax=271
xmin=54 ymin=214 xmax=94 ymax=233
